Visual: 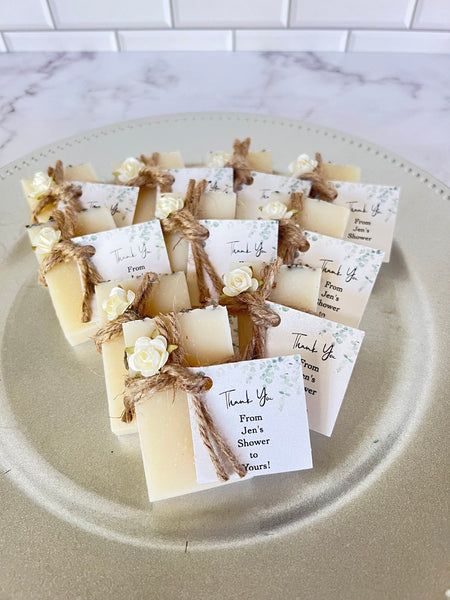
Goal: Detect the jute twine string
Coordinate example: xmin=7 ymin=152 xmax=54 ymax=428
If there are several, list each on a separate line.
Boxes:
xmin=122 ymin=312 xmax=246 ymax=482
xmin=226 ymin=137 xmax=254 ymax=192
xmin=39 ymin=240 xmax=103 ymax=322
xmin=31 ymin=160 xmax=83 ymax=229
xmin=161 ymin=179 xmax=224 ymax=306
xmin=124 ymin=153 xmax=175 ymax=192
xmin=278 ymin=191 xmax=310 ymax=265
xmin=300 ymin=152 xmax=337 ymax=202
xmin=221 ymin=259 xmax=282 ymax=361
xmin=92 ymin=272 xmax=160 ymax=351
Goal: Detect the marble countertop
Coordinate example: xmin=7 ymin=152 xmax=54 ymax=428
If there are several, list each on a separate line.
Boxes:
xmin=0 ymin=51 xmax=449 ymax=185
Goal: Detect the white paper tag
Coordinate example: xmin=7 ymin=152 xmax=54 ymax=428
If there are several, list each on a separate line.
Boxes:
xmin=70 ymin=181 xmax=139 ymax=227
xmin=236 ymin=171 xmax=311 ymax=219
xmin=331 ymin=181 xmax=400 ymax=262
xmin=72 ymin=220 xmax=171 ymax=281
xmin=159 ymin=167 xmax=234 ymax=197
xmin=296 ymin=231 xmax=384 ymax=327
xmin=187 ymin=355 xmax=312 ymax=484
xmin=265 ymin=302 xmax=365 ymax=436
xmin=186 ymin=219 xmax=279 ymax=303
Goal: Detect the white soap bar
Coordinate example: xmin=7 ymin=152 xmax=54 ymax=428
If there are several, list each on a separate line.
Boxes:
xmin=96 ymin=272 xmax=191 ymax=435
xmin=269 ymin=192 xmax=350 ymax=239
xmin=164 ymin=190 xmax=237 ymax=273
xmin=74 ymin=207 xmax=117 ymax=236
xmin=126 ymin=305 xmax=235 ymax=502
xmin=133 ymin=151 xmax=185 ymax=224
xmin=321 ymin=163 xmax=361 ymax=183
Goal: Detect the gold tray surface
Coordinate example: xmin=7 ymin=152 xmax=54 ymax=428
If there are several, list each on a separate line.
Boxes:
xmin=0 ymin=113 xmax=448 ymax=600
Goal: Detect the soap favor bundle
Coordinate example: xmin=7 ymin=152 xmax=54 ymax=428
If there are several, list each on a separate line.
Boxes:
xmin=22 ymin=137 xmax=399 ymax=503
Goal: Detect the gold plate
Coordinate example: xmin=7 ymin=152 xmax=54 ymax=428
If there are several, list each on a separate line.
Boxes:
xmin=0 ymin=113 xmax=448 ymax=599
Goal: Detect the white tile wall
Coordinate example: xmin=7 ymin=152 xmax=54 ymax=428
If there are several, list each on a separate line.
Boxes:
xmin=348 ymin=30 xmax=450 ymax=52
xmin=413 ymin=0 xmax=450 ymax=29
xmin=290 ymin=0 xmax=415 ymax=28
xmin=0 ymin=0 xmax=449 ymax=52
xmin=119 ymin=30 xmax=232 ymax=51
xmin=0 ymin=0 xmax=53 ymax=30
xmin=235 ymin=30 xmax=347 ymax=51
xmin=173 ymin=0 xmax=288 ymax=28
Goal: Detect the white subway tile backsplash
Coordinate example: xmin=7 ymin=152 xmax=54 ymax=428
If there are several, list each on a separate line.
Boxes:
xmin=119 ymin=30 xmax=233 ymax=51
xmin=4 ymin=31 xmax=117 ymax=51
xmin=0 ymin=0 xmax=53 ymax=30
xmin=0 ymin=35 xmax=6 ymax=52
xmin=291 ymin=0 xmax=415 ymax=28
xmin=414 ymin=0 xmax=450 ymax=29
xmin=49 ymin=0 xmax=171 ymax=29
xmin=173 ymin=0 xmax=288 ymax=28
xmin=235 ymin=29 xmax=347 ymax=51
xmin=349 ymin=30 xmax=450 ymax=52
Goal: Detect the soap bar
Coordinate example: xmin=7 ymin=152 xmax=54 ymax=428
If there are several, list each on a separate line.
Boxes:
xmin=164 ymin=190 xmax=237 ymax=273
xmin=125 ymin=305 xmax=235 ymax=501
xmin=133 ymin=151 xmax=185 ymax=224
xmin=69 ymin=182 xmax=139 ymax=227
xmin=269 ymin=192 xmax=350 ymax=239
xmin=29 ymin=220 xmax=171 ymax=346
xmin=22 ymin=163 xmax=99 ymax=223
xmin=321 ymin=163 xmax=361 ymax=183
xmin=74 ymin=207 xmax=117 ymax=236
xmin=96 ymin=272 xmax=191 ymax=435
xmin=207 ymin=150 xmax=273 ymax=174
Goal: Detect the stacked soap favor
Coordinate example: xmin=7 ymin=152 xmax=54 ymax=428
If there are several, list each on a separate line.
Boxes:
xmin=23 ymin=138 xmax=399 ymax=502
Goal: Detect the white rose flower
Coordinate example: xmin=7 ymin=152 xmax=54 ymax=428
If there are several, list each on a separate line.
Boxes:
xmin=102 ymin=286 xmax=135 ymax=321
xmin=261 ymin=200 xmax=295 ymax=221
xmin=223 ymin=266 xmax=259 ymax=297
xmin=288 ymin=153 xmax=318 ymax=177
xmin=207 ymin=151 xmax=231 ymax=168
xmin=30 ymin=226 xmax=61 ymax=256
xmin=113 ymin=157 xmax=145 ymax=184
xmin=27 ymin=171 xmax=54 ymax=202
xmin=127 ymin=335 xmax=169 ymax=378
xmin=155 ymin=192 xmax=184 ymax=220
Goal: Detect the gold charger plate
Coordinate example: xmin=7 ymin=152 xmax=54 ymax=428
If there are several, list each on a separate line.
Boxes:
xmin=0 ymin=113 xmax=448 ymax=599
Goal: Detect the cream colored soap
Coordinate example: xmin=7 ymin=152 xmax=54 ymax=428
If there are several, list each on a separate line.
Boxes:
xmin=248 ymin=151 xmax=273 ymax=174
xmin=22 ymin=163 xmax=99 ymax=223
xmin=126 ymin=305 xmax=235 ymax=502
xmin=322 ymin=163 xmax=361 ymax=183
xmin=133 ymin=151 xmax=185 ymax=224
xmin=165 ymin=191 xmax=237 ymax=273
xmin=74 ymin=207 xmax=116 ymax=236
xmin=269 ymin=192 xmax=350 ymax=239
xmin=96 ymin=272 xmax=191 ymax=435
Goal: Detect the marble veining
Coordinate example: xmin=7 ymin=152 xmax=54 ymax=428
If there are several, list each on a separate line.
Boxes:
xmin=0 ymin=51 xmax=449 ymax=185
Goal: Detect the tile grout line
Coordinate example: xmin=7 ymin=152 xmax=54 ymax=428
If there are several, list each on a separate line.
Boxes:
xmin=114 ymin=30 xmax=121 ymax=52
xmin=407 ymin=0 xmax=421 ymax=29
xmin=0 ymin=31 xmax=9 ymax=53
xmin=43 ymin=0 xmax=57 ymax=29
xmin=0 ymin=26 xmax=449 ymax=33
xmin=167 ymin=0 xmax=175 ymax=28
xmin=344 ymin=30 xmax=351 ymax=52
xmin=285 ymin=0 xmax=293 ymax=28
xmin=231 ymin=29 xmax=236 ymax=51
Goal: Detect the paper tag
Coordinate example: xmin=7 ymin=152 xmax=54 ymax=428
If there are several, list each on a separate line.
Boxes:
xmin=331 ymin=181 xmax=400 ymax=262
xmin=236 ymin=171 xmax=311 ymax=219
xmin=265 ymin=302 xmax=364 ymax=436
xmin=72 ymin=220 xmax=171 ymax=281
xmin=296 ymin=231 xmax=384 ymax=327
xmin=187 ymin=355 xmax=312 ymax=484
xmin=70 ymin=181 xmax=139 ymax=227
xmin=160 ymin=167 xmax=234 ymax=196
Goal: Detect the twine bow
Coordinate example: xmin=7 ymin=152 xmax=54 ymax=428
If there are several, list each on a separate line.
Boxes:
xmin=122 ymin=313 xmax=246 ymax=482
xmin=221 ymin=259 xmax=282 ymax=360
xmin=124 ymin=153 xmax=175 ymax=191
xmin=226 ymin=137 xmax=254 ymax=192
xmin=39 ymin=239 xmax=103 ymax=323
xmin=161 ymin=179 xmax=224 ymax=306
xmin=278 ymin=191 xmax=310 ymax=265
xmin=92 ymin=272 xmax=160 ymax=351
xmin=300 ymin=152 xmax=337 ymax=202
xmin=31 ymin=160 xmax=83 ymax=230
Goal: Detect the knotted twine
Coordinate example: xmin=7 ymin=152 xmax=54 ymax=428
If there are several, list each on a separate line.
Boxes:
xmin=300 ymin=152 xmax=337 ymax=202
xmin=122 ymin=153 xmax=175 ymax=192
xmin=277 ymin=191 xmax=310 ymax=265
xmin=121 ymin=312 xmax=246 ymax=482
xmin=31 ymin=160 xmax=83 ymax=227
xmin=161 ymin=179 xmax=224 ymax=306
xmin=226 ymin=137 xmax=254 ymax=192
xmin=92 ymin=272 xmax=160 ymax=352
